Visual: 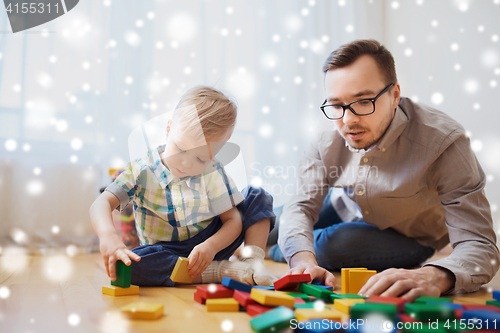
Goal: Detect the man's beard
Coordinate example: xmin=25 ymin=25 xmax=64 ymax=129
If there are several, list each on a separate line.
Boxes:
xmin=342 ymin=108 xmax=395 ymax=150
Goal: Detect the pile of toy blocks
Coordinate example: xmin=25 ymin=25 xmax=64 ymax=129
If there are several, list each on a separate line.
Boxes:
xmin=192 ymin=267 xmax=500 ymax=333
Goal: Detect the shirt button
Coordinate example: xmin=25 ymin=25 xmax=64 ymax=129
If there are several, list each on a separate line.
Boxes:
xmin=363 ymin=157 xmax=369 ymax=163
xmin=364 ymin=210 xmax=369 ymax=215
xmin=381 ymin=148 xmax=386 ymax=152
xmin=358 ymin=190 xmax=364 ymax=196
xmin=176 ymin=207 xmax=181 ymax=212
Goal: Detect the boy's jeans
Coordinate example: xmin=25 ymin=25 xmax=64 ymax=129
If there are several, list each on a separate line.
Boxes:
xmin=270 ymin=189 xmax=435 ymax=271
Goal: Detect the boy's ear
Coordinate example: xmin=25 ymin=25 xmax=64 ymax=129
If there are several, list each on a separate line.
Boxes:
xmin=166 ymin=120 xmax=172 ymax=138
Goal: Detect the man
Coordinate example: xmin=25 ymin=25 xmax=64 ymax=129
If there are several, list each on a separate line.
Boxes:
xmin=273 ymin=39 xmax=499 ymax=300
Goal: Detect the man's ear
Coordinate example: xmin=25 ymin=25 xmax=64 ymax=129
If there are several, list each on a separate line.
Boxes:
xmin=166 ymin=119 xmax=172 ymax=139
xmin=393 ymin=83 xmax=401 ymax=108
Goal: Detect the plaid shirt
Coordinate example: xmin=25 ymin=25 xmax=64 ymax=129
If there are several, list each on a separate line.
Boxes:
xmin=106 ymin=145 xmax=244 ymax=245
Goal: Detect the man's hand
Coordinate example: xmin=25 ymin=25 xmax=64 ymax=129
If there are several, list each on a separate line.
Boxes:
xmin=188 ymin=242 xmax=216 ymax=278
xmin=358 ymin=266 xmax=456 ymax=302
xmin=286 ymin=251 xmax=337 ymax=287
xmin=100 ymin=233 xmax=141 ymax=281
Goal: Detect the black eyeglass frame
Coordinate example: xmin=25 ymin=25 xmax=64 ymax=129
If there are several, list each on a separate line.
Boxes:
xmin=320 ymin=83 xmax=395 ymax=120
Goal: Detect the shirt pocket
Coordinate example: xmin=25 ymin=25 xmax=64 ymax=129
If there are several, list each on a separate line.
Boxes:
xmin=372 ymin=190 xmax=430 ymax=228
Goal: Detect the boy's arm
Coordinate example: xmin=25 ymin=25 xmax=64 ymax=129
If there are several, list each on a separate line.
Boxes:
xmin=187 ymin=206 xmax=242 ymax=277
xmin=89 ymin=191 xmax=141 ymax=281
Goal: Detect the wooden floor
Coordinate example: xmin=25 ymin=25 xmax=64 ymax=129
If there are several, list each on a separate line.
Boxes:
xmin=0 ymin=246 xmax=499 ymax=333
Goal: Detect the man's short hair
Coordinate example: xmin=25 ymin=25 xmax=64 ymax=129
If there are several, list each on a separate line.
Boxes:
xmin=322 ymin=39 xmax=397 ymax=85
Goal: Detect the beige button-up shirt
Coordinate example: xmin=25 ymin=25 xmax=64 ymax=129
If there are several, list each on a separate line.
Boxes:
xmin=278 ymin=97 xmax=499 ymax=294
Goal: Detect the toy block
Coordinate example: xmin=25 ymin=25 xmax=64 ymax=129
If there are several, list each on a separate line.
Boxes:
xmin=299 ymin=283 xmax=334 ymax=301
xmin=102 ymin=284 xmax=139 ymax=296
xmin=400 ymin=313 xmax=419 ymax=323
xmin=274 ymin=273 xmax=311 ymax=291
xmin=348 ymin=269 xmax=376 ymax=294
xmin=493 ymin=290 xmax=500 ymax=301
xmin=233 ymin=290 xmax=257 ymax=307
xmin=295 ymin=302 xmax=318 ymax=309
xmin=206 ymin=298 xmax=239 ymax=312
xmin=295 ymin=298 xmax=306 ymax=305
xmin=247 ymin=303 xmax=274 ymax=316
xmin=334 ymin=298 xmax=365 ymax=314
xmin=295 ymin=307 xmax=343 ymax=321
xmin=330 ymin=293 xmax=366 ymax=302
xmin=366 ymin=295 xmax=406 ymax=312
xmin=250 ymin=288 xmax=295 ymax=308
xmin=404 ymin=303 xmax=455 ymax=322
xmin=414 ymin=296 xmax=452 ymax=304
xmin=249 ymin=306 xmax=295 ymax=333
xmin=286 ymin=292 xmax=310 ymax=302
xmin=462 ymin=304 xmax=500 ymax=313
xmin=170 ymin=257 xmax=193 ymax=283
xmin=221 ymin=276 xmax=252 ymax=293
xmin=486 ymin=300 xmax=500 ymax=308
xmin=462 ymin=309 xmax=500 ymax=324
xmin=341 ymin=268 xmax=367 ymax=294
xmin=350 ymin=303 xmax=398 ymax=322
xmin=427 ymin=302 xmax=463 ymax=310
xmin=193 ymin=291 xmax=206 ymax=305
xmin=120 ymin=303 xmax=164 ymax=320
xmin=253 ymin=285 xmax=275 ymax=290
xmin=111 ymin=260 xmax=131 ymax=288
xmin=311 ymin=280 xmax=334 ymax=291
xmin=196 ymin=284 xmax=234 ymax=299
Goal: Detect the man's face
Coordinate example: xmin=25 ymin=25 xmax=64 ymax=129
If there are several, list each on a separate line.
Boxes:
xmin=324 ymin=55 xmax=400 ymax=150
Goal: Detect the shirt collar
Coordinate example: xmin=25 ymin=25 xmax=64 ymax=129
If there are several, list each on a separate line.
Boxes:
xmin=150 ymin=145 xmax=202 ymax=191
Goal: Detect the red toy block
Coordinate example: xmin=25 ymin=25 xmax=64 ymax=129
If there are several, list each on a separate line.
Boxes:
xmin=462 ymin=304 xmax=500 ymax=313
xmin=233 ymin=290 xmax=257 ymax=307
xmin=366 ymin=295 xmax=407 ymax=312
xmin=295 ymin=298 xmax=306 ymax=305
xmin=274 ymin=274 xmax=312 ymax=291
xmin=196 ymin=285 xmax=234 ymax=299
xmin=454 ymin=309 xmax=463 ymax=319
xmin=247 ymin=303 xmax=274 ymax=317
xmin=400 ymin=314 xmax=419 ymax=323
xmin=194 ymin=291 xmax=206 ymax=305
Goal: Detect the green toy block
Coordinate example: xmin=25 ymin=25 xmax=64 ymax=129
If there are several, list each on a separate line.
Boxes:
xmin=111 ymin=260 xmax=131 ymax=288
xmin=486 ymin=300 xmax=500 ymax=308
xmin=405 ymin=303 xmax=455 ymax=322
xmin=286 ymin=292 xmax=310 ymax=302
xmin=298 ymin=283 xmax=334 ymax=301
xmin=249 ymin=306 xmax=295 ymax=333
xmin=350 ymin=303 xmax=398 ymax=322
xmin=330 ymin=293 xmax=367 ymax=301
xmin=294 ymin=302 xmax=318 ymax=309
xmin=414 ymin=296 xmax=453 ymax=304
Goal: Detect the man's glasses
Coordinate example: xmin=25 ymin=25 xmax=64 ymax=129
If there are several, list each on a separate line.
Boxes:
xmin=320 ymin=83 xmax=394 ymax=120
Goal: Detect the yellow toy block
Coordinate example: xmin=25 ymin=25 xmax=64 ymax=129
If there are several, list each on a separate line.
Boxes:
xmin=250 ymin=288 xmax=295 ymax=308
xmin=120 ymin=303 xmax=164 ymax=320
xmin=170 ymin=257 xmax=193 ymax=283
xmin=102 ymin=285 xmax=139 ymax=296
xmin=348 ymin=270 xmax=377 ymax=294
xmin=295 ymin=307 xmax=343 ymax=321
xmin=206 ymin=298 xmax=240 ymax=312
xmin=334 ymin=298 xmax=365 ymax=314
xmin=341 ymin=268 xmax=367 ymax=293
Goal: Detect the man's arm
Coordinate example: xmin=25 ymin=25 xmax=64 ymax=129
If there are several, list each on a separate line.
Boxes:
xmin=360 ymin=131 xmax=499 ymax=299
xmin=277 ymin=132 xmax=336 ymax=286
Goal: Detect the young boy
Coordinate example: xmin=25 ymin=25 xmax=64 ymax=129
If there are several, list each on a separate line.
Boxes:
xmin=89 ymin=86 xmax=277 ymax=287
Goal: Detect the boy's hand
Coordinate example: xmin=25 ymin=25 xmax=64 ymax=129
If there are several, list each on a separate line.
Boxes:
xmin=187 ymin=242 xmax=216 ymax=278
xmin=99 ymin=233 xmax=141 ymax=281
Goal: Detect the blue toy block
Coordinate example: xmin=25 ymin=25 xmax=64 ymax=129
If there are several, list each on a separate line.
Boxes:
xmin=311 ymin=280 xmax=334 ymax=291
xmin=493 ymin=290 xmax=500 ymax=301
xmin=462 ymin=309 xmax=500 ymax=323
xmin=253 ymin=285 xmax=275 ymax=291
xmin=221 ymin=276 xmax=253 ymax=293
xmin=427 ymin=302 xmax=463 ymax=310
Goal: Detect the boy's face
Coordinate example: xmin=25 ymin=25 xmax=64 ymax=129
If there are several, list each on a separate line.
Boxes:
xmin=161 ymin=120 xmax=223 ymax=178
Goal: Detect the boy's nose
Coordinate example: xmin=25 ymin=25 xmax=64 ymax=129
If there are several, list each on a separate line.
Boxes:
xmin=180 ymin=158 xmax=191 ymax=169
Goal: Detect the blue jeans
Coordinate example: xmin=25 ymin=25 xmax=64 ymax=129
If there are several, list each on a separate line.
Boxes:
xmin=271 ymin=189 xmax=435 ymax=271
xmin=130 ymin=186 xmax=275 ymax=286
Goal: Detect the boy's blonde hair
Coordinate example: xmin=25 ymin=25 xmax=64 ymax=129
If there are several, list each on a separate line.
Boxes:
xmin=173 ymin=86 xmax=237 ymax=142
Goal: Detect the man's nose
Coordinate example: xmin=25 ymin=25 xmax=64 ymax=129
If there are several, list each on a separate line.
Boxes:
xmin=342 ymin=107 xmax=360 ymax=126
